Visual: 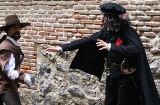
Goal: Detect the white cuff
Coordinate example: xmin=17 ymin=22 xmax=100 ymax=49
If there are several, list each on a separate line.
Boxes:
xmin=108 ymin=43 xmax=111 ymax=51
xmin=8 ymin=70 xmax=19 ymax=80
xmin=60 ymin=47 xmax=63 ymax=52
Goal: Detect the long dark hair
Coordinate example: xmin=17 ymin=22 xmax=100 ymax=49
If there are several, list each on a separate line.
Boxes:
xmin=119 ymin=13 xmax=130 ymax=30
xmin=105 ymin=13 xmax=130 ymax=31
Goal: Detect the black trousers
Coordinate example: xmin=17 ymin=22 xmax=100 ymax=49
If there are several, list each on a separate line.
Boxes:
xmin=0 ymin=90 xmax=21 ymax=105
xmin=105 ymin=71 xmax=141 ymax=105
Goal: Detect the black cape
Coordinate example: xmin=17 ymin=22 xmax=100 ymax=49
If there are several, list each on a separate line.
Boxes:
xmin=61 ymin=26 xmax=160 ymax=105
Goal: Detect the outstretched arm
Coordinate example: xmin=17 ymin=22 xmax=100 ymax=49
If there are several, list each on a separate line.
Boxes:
xmin=46 ymin=28 xmax=108 ymax=52
xmin=46 ymin=46 xmax=62 ymax=52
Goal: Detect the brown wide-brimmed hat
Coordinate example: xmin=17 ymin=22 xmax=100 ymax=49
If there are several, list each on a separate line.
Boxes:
xmin=0 ymin=15 xmax=30 ymax=32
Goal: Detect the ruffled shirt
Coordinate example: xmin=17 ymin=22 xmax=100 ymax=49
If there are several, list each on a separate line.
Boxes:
xmin=4 ymin=36 xmax=21 ymax=80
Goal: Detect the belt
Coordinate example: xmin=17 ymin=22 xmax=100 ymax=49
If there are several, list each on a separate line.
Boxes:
xmin=110 ymin=63 xmax=121 ymax=70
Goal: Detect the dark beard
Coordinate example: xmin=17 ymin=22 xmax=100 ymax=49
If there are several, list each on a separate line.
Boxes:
xmin=11 ymin=32 xmax=21 ymax=40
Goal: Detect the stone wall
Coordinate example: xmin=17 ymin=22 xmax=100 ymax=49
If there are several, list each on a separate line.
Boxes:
xmin=0 ymin=0 xmax=160 ymax=105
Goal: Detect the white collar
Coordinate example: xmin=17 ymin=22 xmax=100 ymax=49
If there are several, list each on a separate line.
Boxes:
xmin=6 ymin=36 xmax=20 ymax=46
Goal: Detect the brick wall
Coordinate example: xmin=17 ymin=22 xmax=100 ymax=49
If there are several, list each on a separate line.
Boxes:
xmin=0 ymin=0 xmax=160 ymax=104
xmin=0 ymin=0 xmax=159 ymax=75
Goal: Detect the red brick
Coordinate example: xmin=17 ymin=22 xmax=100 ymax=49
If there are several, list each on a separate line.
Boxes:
xmin=74 ymin=33 xmax=83 ymax=38
xmin=55 ymin=28 xmax=63 ymax=32
xmin=31 ymin=27 xmax=39 ymax=31
xmin=142 ymin=32 xmax=156 ymax=37
xmin=29 ymin=18 xmax=37 ymax=22
xmin=86 ymin=25 xmax=101 ymax=29
xmin=34 ymin=23 xmax=43 ymax=27
xmin=63 ymin=33 xmax=73 ymax=37
xmin=152 ymin=16 xmax=160 ymax=21
xmin=23 ymin=26 xmax=32 ymax=30
xmin=19 ymin=42 xmax=29 ymax=46
xmin=31 ymin=59 xmax=36 ymax=63
xmin=39 ymin=31 xmax=50 ymax=36
xmin=45 ymin=36 xmax=57 ymax=40
xmin=73 ymin=14 xmax=87 ymax=19
xmin=57 ymin=37 xmax=68 ymax=41
xmin=43 ymin=27 xmax=55 ymax=32
xmin=58 ymin=19 xmax=68 ymax=23
xmin=137 ymin=27 xmax=151 ymax=32
xmin=29 ymin=63 xmax=36 ymax=67
xmin=35 ymin=40 xmax=49 ymax=44
xmin=26 ymin=31 xmax=37 ymax=35
xmin=25 ymin=70 xmax=33 ymax=74
xmin=74 ymin=5 xmax=85 ymax=10
xmin=48 ymin=19 xmax=57 ymax=23
xmin=145 ymin=22 xmax=159 ymax=27
xmin=80 ymin=20 xmax=93 ymax=24
xmin=158 ymin=33 xmax=160 ymax=37
xmin=145 ymin=0 xmax=159 ymax=5
xmin=125 ymin=5 xmax=137 ymax=11
xmin=146 ymin=11 xmax=160 ymax=16
xmin=65 ymin=29 xmax=77 ymax=33
xmin=21 ymin=66 xmax=31 ymax=70
xmin=30 ymin=43 xmax=36 ymax=47
xmin=82 ymin=34 xmax=91 ymax=38
xmin=152 ymin=27 xmax=160 ymax=32
xmin=92 ymin=30 xmax=100 ymax=33
xmin=49 ymin=40 xmax=66 ymax=45
xmin=32 ymin=55 xmax=37 ymax=59
xmin=64 ymin=24 xmax=74 ymax=28
xmin=79 ymin=1 xmax=100 ymax=5
xmin=31 ymin=67 xmax=36 ymax=70
xmin=25 ymin=39 xmax=36 ymax=42
xmin=22 ymin=58 xmax=30 ymax=62
xmin=153 ymin=5 xmax=160 ymax=10
xmin=94 ymin=20 xmax=103 ymax=25
xmin=50 ymin=32 xmax=63 ymax=36
xmin=32 ymin=35 xmax=43 ymax=39
xmin=78 ymin=29 xmax=92 ymax=34
xmin=28 ymin=47 xmax=36 ymax=51
xmin=86 ymin=5 xmax=97 ymax=10
xmin=68 ymin=19 xmax=79 ymax=24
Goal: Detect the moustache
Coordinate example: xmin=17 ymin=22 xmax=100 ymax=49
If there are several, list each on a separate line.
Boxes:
xmin=13 ymin=32 xmax=20 ymax=36
xmin=11 ymin=31 xmax=21 ymax=40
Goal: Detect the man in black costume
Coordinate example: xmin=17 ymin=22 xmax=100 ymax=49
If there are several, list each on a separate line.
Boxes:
xmin=46 ymin=2 xmax=160 ymax=105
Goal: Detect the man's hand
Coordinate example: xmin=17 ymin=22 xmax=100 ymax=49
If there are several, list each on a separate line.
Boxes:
xmin=24 ymin=74 xmax=35 ymax=87
xmin=96 ymin=39 xmax=109 ymax=50
xmin=45 ymin=46 xmax=62 ymax=52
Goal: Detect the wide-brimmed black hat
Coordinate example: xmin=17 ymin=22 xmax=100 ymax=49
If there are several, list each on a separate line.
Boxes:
xmin=0 ymin=15 xmax=30 ymax=32
xmin=100 ymin=2 xmax=126 ymax=15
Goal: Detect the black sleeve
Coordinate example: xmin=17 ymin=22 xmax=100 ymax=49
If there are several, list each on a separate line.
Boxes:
xmin=110 ymin=38 xmax=140 ymax=56
xmin=61 ymin=36 xmax=96 ymax=52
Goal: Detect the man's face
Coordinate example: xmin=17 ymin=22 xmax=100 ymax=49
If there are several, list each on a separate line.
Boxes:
xmin=102 ymin=14 xmax=113 ymax=30
xmin=7 ymin=24 xmax=21 ymax=41
xmin=102 ymin=15 xmax=108 ymax=24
